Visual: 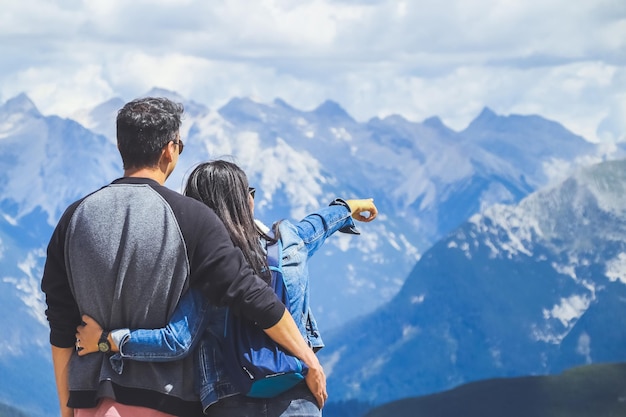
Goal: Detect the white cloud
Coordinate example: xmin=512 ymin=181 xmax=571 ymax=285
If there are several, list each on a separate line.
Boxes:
xmin=0 ymin=0 xmax=624 ymax=142
xmin=6 ymin=64 xmax=115 ymax=116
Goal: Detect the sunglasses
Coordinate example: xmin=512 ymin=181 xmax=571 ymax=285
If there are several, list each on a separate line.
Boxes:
xmin=174 ymin=139 xmax=184 ymax=155
xmin=165 ymin=139 xmax=184 ymax=155
xmin=248 ymin=187 xmax=256 ymax=199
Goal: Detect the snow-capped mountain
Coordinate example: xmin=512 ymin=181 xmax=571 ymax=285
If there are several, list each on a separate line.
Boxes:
xmin=319 ymin=158 xmax=626 ymax=406
xmin=0 ymin=89 xmax=608 ymax=416
xmin=67 ymin=89 xmax=597 ymax=328
xmin=177 ymin=92 xmax=599 ymax=327
xmin=0 ymin=94 xmax=122 ymax=417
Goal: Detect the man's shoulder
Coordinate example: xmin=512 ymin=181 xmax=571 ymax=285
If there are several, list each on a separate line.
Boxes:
xmin=56 ymin=183 xmax=111 ymax=224
xmin=144 ymin=183 xmax=221 ymax=229
xmin=155 ymin=185 xmax=213 ymax=213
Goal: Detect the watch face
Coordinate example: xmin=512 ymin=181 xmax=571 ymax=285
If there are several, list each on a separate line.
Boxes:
xmin=98 ymin=342 xmax=110 ymax=353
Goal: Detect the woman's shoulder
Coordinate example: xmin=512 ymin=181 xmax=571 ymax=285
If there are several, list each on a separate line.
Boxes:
xmin=275 ymin=219 xmax=302 ymax=247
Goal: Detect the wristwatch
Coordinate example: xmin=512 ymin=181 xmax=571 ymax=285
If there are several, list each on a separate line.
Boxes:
xmin=98 ymin=330 xmax=111 ymax=353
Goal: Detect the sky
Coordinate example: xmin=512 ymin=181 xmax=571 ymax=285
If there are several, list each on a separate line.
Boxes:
xmin=1 ymin=0 xmax=625 ymax=143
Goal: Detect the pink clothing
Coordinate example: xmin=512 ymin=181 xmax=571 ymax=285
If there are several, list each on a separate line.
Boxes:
xmin=74 ymin=398 xmax=177 ymax=417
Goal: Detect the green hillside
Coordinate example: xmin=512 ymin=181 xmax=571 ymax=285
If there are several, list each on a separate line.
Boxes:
xmin=365 ymin=362 xmax=626 ymax=417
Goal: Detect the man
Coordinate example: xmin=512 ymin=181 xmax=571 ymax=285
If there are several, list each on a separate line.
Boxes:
xmin=41 ymin=97 xmax=326 ymax=417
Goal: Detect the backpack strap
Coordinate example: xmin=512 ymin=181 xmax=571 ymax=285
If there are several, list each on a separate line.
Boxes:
xmin=265 ymin=238 xmax=289 ymax=308
xmin=266 ymin=239 xmax=281 ymax=269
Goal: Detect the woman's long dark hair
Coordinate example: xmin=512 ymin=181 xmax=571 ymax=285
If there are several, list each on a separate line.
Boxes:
xmin=184 ymin=160 xmax=276 ymax=282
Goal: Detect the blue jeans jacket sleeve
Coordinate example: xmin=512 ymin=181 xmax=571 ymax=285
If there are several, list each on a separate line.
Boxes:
xmin=292 ymin=205 xmax=355 ymax=256
xmin=277 ymin=203 xmax=355 ymax=349
xmin=109 ymin=289 xmax=210 ymax=373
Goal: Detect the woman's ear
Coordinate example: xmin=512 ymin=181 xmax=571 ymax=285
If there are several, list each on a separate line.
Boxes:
xmin=249 ymin=193 xmax=255 ymax=214
xmin=161 ymin=140 xmax=177 ymax=163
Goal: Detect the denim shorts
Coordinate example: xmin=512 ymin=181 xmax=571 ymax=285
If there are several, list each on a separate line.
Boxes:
xmin=205 ymin=382 xmax=320 ymax=417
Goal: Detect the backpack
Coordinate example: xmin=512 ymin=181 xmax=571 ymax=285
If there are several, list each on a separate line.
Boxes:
xmin=221 ymin=239 xmax=308 ymax=398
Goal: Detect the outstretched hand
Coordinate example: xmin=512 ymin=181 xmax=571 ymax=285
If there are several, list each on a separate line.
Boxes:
xmin=75 ymin=315 xmax=104 ymax=356
xmin=346 ymin=198 xmax=378 ymax=222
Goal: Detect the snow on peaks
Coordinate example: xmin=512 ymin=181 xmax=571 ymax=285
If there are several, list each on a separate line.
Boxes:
xmin=464 ymin=204 xmax=537 ymax=260
xmin=470 ymin=159 xmax=626 ymax=257
xmin=605 ymin=252 xmax=626 ymax=284
xmin=251 ymin=137 xmax=325 ymax=219
xmin=575 ymin=159 xmax=626 ymax=215
xmin=542 ymin=294 xmax=593 ymax=328
xmin=330 ymin=127 xmax=352 ymax=141
xmin=532 ymin=293 xmax=593 ymax=344
xmin=72 ymin=97 xmax=125 ymax=140
xmin=5 ymin=248 xmax=48 ymax=327
xmin=410 ymin=294 xmax=425 ymax=304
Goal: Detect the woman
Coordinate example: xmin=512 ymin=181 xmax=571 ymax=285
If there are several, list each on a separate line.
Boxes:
xmin=76 ymin=160 xmax=378 ymax=416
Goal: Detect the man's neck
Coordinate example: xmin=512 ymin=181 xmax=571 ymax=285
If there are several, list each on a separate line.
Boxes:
xmin=124 ymin=167 xmax=167 ymax=185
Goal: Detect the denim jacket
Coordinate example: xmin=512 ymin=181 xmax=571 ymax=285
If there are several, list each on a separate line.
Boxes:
xmin=109 ymin=201 xmax=357 ymax=411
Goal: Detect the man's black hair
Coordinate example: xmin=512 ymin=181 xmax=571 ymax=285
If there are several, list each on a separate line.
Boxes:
xmin=116 ymin=97 xmax=184 ymax=169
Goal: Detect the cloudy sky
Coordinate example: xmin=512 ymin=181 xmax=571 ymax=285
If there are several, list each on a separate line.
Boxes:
xmin=1 ymin=0 xmax=625 ymax=142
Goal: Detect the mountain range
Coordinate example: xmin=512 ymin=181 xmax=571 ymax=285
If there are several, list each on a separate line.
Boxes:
xmin=0 ymin=88 xmax=620 ymax=416
xmin=319 ymin=158 xmax=626 ymax=408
